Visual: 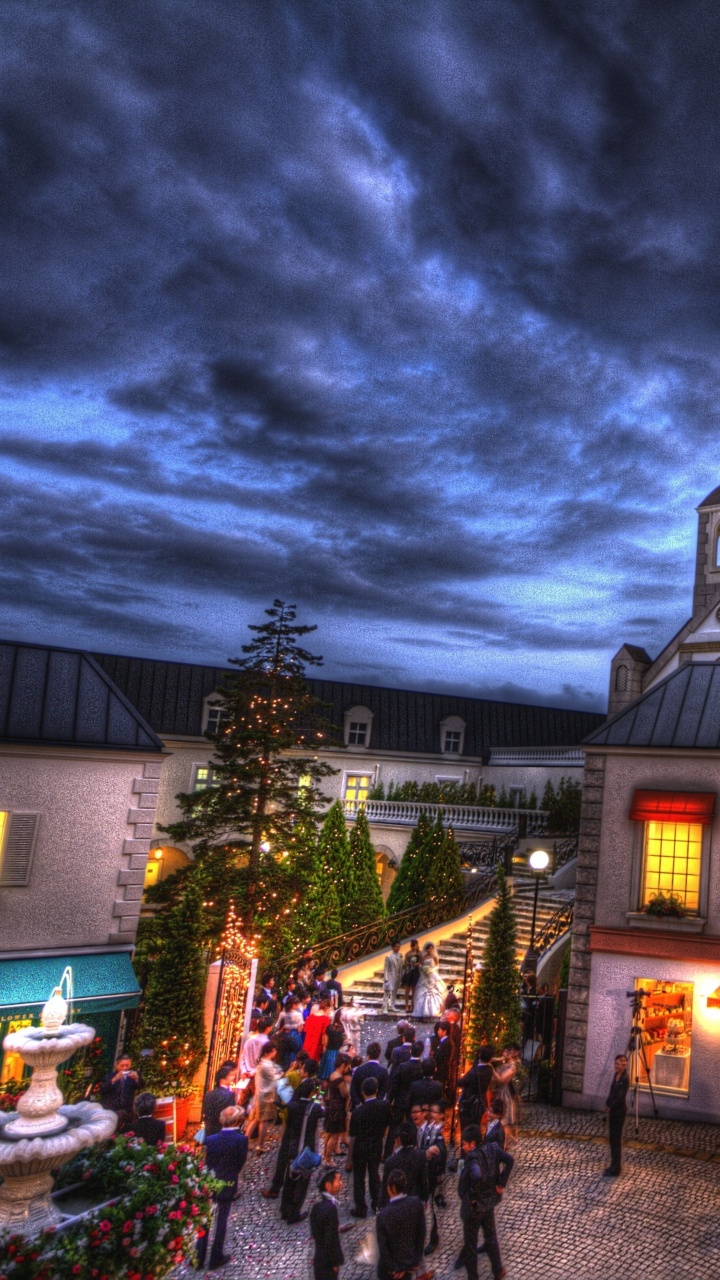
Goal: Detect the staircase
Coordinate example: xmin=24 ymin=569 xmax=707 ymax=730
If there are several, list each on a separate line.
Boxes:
xmin=345 ymin=878 xmax=573 ymax=1011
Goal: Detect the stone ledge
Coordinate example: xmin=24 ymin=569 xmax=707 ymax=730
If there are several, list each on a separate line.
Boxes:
xmin=133 ymin=776 xmax=160 ymax=793
xmin=117 ymin=868 xmax=146 ymax=885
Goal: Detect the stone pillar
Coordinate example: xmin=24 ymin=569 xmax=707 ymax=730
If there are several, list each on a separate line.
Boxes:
xmin=562 ymin=752 xmax=605 ymax=1098
xmin=109 ymin=760 xmax=162 ymax=945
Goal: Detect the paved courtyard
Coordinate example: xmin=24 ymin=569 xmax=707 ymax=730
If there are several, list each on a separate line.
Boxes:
xmin=180 ymin=1104 xmax=720 ymax=1280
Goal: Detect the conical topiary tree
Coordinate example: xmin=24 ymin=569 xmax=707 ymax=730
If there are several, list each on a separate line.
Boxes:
xmin=133 ymin=882 xmax=207 ymax=1094
xmin=427 ymin=822 xmax=465 ymax=907
xmin=318 ymin=800 xmax=355 ymax=923
xmin=304 ymin=841 xmax=344 ymax=943
xmin=466 ymin=867 xmax=520 ymax=1059
xmin=386 ymin=812 xmax=432 ymax=915
xmin=346 ymin=808 xmax=386 ymax=926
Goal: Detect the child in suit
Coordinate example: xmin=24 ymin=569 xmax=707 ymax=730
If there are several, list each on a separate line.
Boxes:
xmin=197 ymin=1106 xmax=248 ymax=1271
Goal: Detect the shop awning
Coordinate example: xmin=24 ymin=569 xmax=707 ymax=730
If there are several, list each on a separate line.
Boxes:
xmin=629 ymin=790 xmax=716 ymax=824
xmin=0 ymin=952 xmax=140 ymax=1016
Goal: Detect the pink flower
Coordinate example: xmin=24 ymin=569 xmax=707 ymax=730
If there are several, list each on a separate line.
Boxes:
xmin=123 ymin=1222 xmax=133 ymax=1232
xmin=98 ymin=1221 xmax=112 ymax=1233
xmin=72 ymin=1267 xmax=82 ymax=1276
xmin=171 ymin=1174 xmax=179 ymax=1183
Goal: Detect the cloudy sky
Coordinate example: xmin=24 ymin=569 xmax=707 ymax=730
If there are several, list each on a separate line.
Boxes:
xmin=2 ymin=0 xmax=720 ymax=711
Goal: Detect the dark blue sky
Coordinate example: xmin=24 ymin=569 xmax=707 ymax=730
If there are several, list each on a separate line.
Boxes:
xmin=2 ymin=1 xmax=719 ymax=711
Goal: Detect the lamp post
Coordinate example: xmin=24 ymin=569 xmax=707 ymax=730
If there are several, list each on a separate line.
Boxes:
xmin=521 ymin=848 xmax=550 ymax=979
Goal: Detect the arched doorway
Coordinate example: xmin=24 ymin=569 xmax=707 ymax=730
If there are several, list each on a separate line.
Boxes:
xmin=374 ymin=845 xmax=397 ymax=903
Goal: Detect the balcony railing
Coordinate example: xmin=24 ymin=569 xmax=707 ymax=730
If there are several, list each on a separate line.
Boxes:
xmin=487 ymin=747 xmax=585 ymax=766
xmin=342 ymin=799 xmax=548 ymax=834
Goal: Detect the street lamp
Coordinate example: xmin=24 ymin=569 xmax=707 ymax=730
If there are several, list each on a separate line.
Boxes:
xmin=522 ymin=848 xmax=550 ymax=978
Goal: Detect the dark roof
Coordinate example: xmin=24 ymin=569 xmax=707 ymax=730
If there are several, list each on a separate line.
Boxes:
xmin=584 ymin=662 xmax=720 ymax=750
xmin=0 ymin=643 xmax=163 ymax=751
xmin=698 ymin=485 xmax=720 ymax=508
xmin=93 ymin=652 xmax=604 ymax=754
xmin=618 ymin=645 xmax=652 ymax=664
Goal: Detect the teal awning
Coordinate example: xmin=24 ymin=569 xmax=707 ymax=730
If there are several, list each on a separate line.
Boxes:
xmin=0 ymin=952 xmax=140 ymax=1017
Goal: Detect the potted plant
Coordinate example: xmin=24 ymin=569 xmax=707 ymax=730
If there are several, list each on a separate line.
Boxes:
xmin=642 ymin=891 xmax=687 ymax=919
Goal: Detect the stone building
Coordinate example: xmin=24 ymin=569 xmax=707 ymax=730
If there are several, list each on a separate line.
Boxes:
xmin=0 ymin=642 xmax=163 ymax=1078
xmin=564 ymin=484 xmax=720 ymax=1123
xmin=93 ymin=653 xmax=602 ymax=893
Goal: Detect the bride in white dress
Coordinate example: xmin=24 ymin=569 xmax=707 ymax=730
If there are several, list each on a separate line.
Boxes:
xmin=412 ymin=943 xmax=448 ymax=1017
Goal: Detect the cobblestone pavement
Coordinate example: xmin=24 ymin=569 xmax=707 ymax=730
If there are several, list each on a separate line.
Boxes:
xmin=177 ymin=1013 xmax=720 ymax=1280
xmin=179 ymin=1111 xmax=720 ymax=1280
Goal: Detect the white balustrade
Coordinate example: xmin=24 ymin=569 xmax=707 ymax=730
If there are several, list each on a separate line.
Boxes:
xmin=342 ymin=799 xmax=548 ymax=832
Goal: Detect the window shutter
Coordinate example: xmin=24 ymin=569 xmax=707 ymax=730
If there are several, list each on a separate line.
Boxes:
xmin=0 ymin=813 xmax=39 ymax=886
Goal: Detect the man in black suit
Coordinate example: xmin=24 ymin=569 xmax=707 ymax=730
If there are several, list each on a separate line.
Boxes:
xmin=309 ymin=1168 xmax=345 ymax=1280
xmin=456 ymin=1125 xmax=513 ymax=1280
xmin=197 ymin=1106 xmax=248 ymax=1270
xmin=484 ymin=1099 xmax=505 ymax=1149
xmin=347 ymin=1077 xmax=392 ymax=1218
xmin=375 ymin=1169 xmax=429 ymax=1280
xmin=319 ymin=968 xmax=344 ymax=1008
xmin=433 ymin=1022 xmax=453 ymax=1101
xmin=603 ymin=1053 xmax=629 ymax=1177
xmin=350 ymin=1042 xmax=388 ymax=1110
xmin=202 ymin=1063 xmax=238 ymax=1139
xmin=278 ymin=1083 xmax=324 ymax=1224
xmin=458 ymin=1045 xmax=495 ymax=1131
xmin=419 ymin=1100 xmax=448 ymax=1256
xmin=380 ymin=1122 xmax=428 ymax=1207
xmin=263 ymin=1064 xmax=319 ymax=1198
xmin=130 ymin=1092 xmax=167 ymax=1146
xmin=385 ymin=1041 xmax=424 ymax=1158
xmin=384 ymin=1021 xmax=412 ymax=1064
xmin=409 ymin=1059 xmax=443 ymax=1112
xmin=389 ymin=1028 xmax=415 ymax=1075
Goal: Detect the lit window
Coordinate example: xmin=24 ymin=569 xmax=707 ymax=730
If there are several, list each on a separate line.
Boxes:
xmin=633 ymin=978 xmax=692 ymax=1096
xmin=0 ymin=1018 xmax=32 ymax=1084
xmin=348 ymin=721 xmax=367 ymax=746
xmin=298 ymin=773 xmax=312 ymax=797
xmin=444 ymin=730 xmax=462 ymax=753
xmin=643 ymin=820 xmax=702 ymax=912
xmin=344 ymin=774 xmax=371 ymax=807
xmin=193 ymin=764 xmax=218 ymax=792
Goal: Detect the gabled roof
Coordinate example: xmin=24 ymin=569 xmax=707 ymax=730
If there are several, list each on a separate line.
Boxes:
xmin=93 ymin=652 xmax=604 ymax=754
xmin=0 ymin=642 xmax=163 ymax=752
xmin=584 ymin=662 xmax=720 ymax=750
xmin=698 ymin=485 xmax=720 ymax=508
xmin=616 ymin=644 xmax=652 ymax=664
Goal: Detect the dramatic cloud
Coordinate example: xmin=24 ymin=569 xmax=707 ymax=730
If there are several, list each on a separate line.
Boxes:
xmin=2 ymin=0 xmax=720 ymax=711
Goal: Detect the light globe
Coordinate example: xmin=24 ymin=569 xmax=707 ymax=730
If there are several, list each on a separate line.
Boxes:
xmin=529 ymin=849 xmax=550 ymax=872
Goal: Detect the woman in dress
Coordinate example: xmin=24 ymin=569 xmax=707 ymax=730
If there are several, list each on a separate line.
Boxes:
xmin=318 ymin=1007 xmax=346 ymax=1080
xmin=302 ymin=996 xmax=333 ymax=1064
xmin=273 ymin=996 xmax=304 ymax=1069
xmin=413 ymin=943 xmax=448 ymax=1018
xmin=322 ymin=1053 xmax=351 ymax=1165
xmin=492 ymin=1043 xmax=521 ymax=1147
xmin=338 ymin=996 xmax=363 ymax=1054
xmin=245 ymin=1041 xmax=281 ymax=1153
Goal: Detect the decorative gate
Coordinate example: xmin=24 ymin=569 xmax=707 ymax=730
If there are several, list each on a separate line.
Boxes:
xmin=204 ymin=916 xmax=258 ymax=1094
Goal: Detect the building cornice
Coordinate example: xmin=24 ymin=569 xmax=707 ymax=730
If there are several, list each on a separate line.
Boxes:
xmin=0 ymin=744 xmax=169 ymax=763
xmin=590 ymin=925 xmax=720 ymax=965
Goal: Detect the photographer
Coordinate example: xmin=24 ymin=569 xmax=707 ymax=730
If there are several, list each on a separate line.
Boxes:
xmin=99 ymin=1054 xmax=143 ymax=1133
xmin=603 ymin=1053 xmax=629 ymax=1177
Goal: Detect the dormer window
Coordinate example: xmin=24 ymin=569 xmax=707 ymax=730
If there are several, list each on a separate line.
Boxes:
xmin=202 ymin=695 xmax=226 ymax=737
xmin=440 ymin=715 xmax=465 ymax=756
xmin=344 ymin=705 xmax=373 ymax=748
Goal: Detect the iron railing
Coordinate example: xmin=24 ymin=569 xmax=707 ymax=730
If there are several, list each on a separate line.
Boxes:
xmin=460 ymin=833 xmax=517 ymax=871
xmin=552 ymin=835 xmax=579 ymax=867
xmin=286 ymin=864 xmax=502 ymax=974
xmin=531 ymin=899 xmax=574 ymax=958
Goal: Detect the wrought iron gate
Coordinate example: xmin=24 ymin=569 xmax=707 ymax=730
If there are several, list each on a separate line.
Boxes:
xmin=204 ymin=948 xmax=258 ymax=1094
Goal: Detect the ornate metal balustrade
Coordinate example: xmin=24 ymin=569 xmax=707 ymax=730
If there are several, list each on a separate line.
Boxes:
xmin=286 ymin=864 xmax=501 ymax=974
xmin=342 ymin=798 xmax=548 ymax=834
xmin=552 ymin=835 xmax=579 ymax=868
xmin=531 ymin=899 xmax=574 ymax=959
xmin=459 ymin=833 xmax=517 ymax=871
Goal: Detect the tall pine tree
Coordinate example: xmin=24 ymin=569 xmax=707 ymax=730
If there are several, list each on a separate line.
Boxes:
xmin=386 ymin=812 xmax=432 ymax=914
xmin=427 ymin=822 xmax=464 ymax=907
xmin=160 ymin=600 xmax=336 ymax=930
xmin=133 ymin=882 xmax=207 ymax=1094
xmin=346 ymin=808 xmax=386 ymax=927
xmin=466 ymin=868 xmax=521 ymax=1058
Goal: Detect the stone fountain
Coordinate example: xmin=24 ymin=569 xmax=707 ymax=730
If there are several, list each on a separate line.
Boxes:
xmin=0 ymin=985 xmax=117 ymax=1236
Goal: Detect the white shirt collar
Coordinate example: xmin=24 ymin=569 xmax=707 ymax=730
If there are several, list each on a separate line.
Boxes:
xmin=389 ymin=1193 xmax=406 ymax=1202
xmin=322 ymin=1191 xmax=338 ymax=1205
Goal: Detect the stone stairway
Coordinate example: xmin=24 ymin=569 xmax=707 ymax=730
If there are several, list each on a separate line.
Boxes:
xmin=346 ymin=878 xmax=573 ymax=1010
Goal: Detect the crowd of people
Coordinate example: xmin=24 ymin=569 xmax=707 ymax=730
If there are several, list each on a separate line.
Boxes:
xmin=185 ymin=950 xmax=526 ymax=1279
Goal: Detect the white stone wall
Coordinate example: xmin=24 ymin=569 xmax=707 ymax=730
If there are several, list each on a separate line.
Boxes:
xmin=582 ymin=950 xmax=720 ymax=1123
xmin=0 ymin=748 xmax=161 ymax=952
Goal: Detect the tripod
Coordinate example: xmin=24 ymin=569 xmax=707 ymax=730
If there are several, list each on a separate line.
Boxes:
xmin=626 ymin=994 xmax=659 ymax=1134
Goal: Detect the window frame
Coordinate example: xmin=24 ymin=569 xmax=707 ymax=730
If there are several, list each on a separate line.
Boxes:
xmin=439 ymin=715 xmax=465 ymax=756
xmin=343 ymin=705 xmax=373 ymax=749
xmin=629 ymin=818 xmax=711 ymax=921
xmin=0 ymin=811 xmax=40 ymax=888
xmin=192 ymin=763 xmax=219 ymax=792
xmin=343 ymin=772 xmax=373 ymax=809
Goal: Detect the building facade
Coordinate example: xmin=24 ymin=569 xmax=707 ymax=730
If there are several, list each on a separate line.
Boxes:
xmin=0 ymin=643 xmax=164 ymax=1077
xmin=565 ymin=485 xmax=720 ymax=1123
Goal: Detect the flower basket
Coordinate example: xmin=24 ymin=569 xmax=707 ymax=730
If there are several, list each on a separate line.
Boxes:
xmin=642 ymin=892 xmax=687 ymax=919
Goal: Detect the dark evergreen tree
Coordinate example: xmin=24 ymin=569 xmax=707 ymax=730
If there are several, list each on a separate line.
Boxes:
xmin=304 ymin=822 xmax=344 ymax=943
xmin=386 ymin=812 xmax=432 ymax=914
xmin=160 ymin=600 xmax=336 ymax=928
xmin=427 ymin=822 xmax=465 ymax=907
xmin=133 ymin=882 xmax=207 ymax=1093
xmin=466 ymin=868 xmax=520 ymax=1058
xmin=346 ymin=808 xmax=386 ymax=927
xmin=318 ymin=800 xmax=355 ymax=922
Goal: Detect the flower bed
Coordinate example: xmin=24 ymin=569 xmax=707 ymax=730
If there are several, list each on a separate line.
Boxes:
xmin=0 ymin=1135 xmax=219 ymax=1280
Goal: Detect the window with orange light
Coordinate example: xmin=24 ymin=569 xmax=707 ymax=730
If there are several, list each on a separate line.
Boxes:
xmin=344 ymin=774 xmax=371 ymax=807
xmin=642 ymin=820 xmax=702 ymax=912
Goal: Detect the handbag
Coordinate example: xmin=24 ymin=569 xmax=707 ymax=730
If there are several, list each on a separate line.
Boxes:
xmin=290 ymin=1100 xmax=322 ymax=1176
xmin=193 ymin=1125 xmax=205 ymax=1144
xmin=276 ymin=1076 xmax=294 ymax=1106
